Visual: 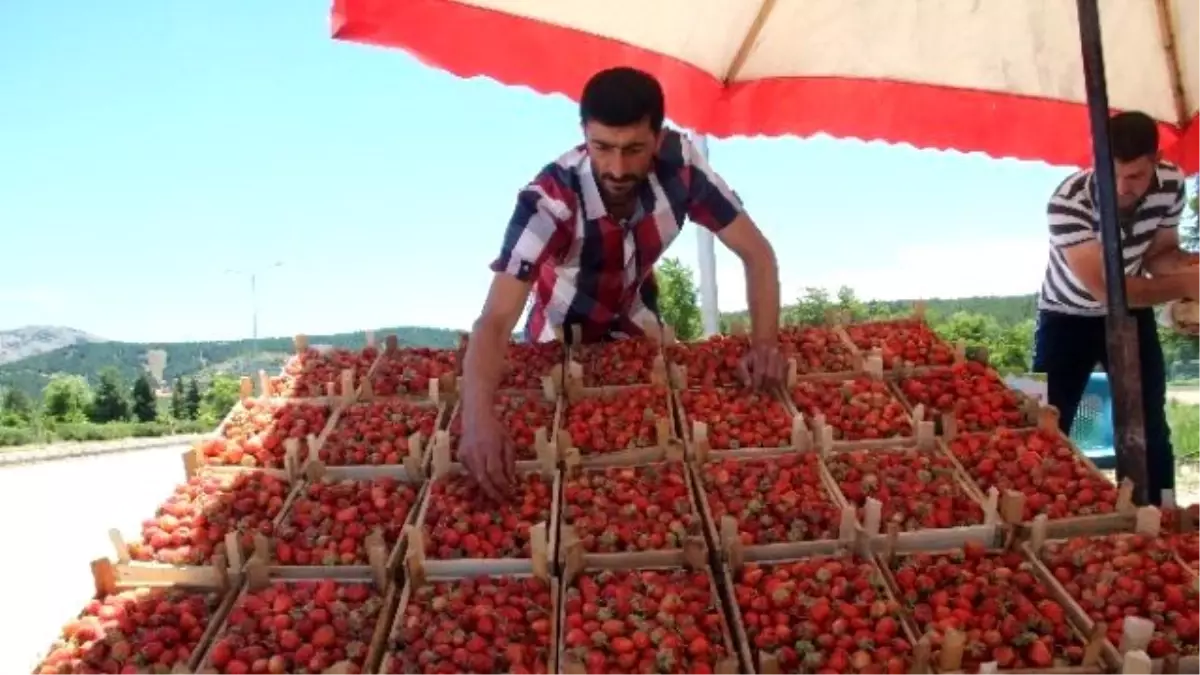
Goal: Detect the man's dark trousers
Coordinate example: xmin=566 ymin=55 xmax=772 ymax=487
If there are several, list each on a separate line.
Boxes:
xmin=1032 ymin=308 xmax=1174 ymax=505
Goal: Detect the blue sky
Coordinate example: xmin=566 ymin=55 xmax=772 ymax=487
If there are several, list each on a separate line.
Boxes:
xmin=1 ymin=1 xmax=1080 ymax=343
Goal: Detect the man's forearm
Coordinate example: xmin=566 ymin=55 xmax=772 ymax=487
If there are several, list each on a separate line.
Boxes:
xmin=1145 ymin=248 xmax=1199 ymax=275
xmin=1122 ymin=273 xmax=1194 ymax=307
xmin=462 ymin=316 xmax=508 ymax=413
xmin=744 ymin=249 xmax=781 ymax=343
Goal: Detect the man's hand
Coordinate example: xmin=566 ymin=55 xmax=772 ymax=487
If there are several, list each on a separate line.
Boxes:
xmin=738 ymin=339 xmax=786 ymax=390
xmin=458 ymin=404 xmax=516 ymax=501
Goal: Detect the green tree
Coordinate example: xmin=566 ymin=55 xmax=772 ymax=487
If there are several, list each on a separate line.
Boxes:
xmin=1181 ymin=181 xmax=1198 ymax=252
xmin=90 ymin=367 xmax=131 ymax=423
xmin=185 ymin=377 xmax=202 ymax=420
xmin=1 ymin=387 xmax=34 ymax=426
xmin=131 ymin=375 xmax=158 ymax=422
xmin=170 ymin=377 xmax=186 ymax=419
xmin=655 ymin=257 xmax=703 ymax=341
xmin=42 ymin=374 xmax=92 ymax=423
xmin=834 ymin=286 xmax=868 ymax=323
xmin=202 ymin=375 xmax=241 ymax=422
xmin=787 ymin=287 xmax=834 ymax=326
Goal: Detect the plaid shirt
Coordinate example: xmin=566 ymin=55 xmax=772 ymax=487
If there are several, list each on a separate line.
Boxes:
xmin=491 ymin=129 xmax=744 ymax=343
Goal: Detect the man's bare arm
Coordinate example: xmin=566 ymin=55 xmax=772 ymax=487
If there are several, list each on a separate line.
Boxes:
xmin=716 ymin=213 xmax=780 ymax=342
xmin=1062 ymin=239 xmax=1195 ymax=307
xmin=1143 ymin=227 xmax=1199 ymax=275
xmin=464 ymin=274 xmax=532 ymax=411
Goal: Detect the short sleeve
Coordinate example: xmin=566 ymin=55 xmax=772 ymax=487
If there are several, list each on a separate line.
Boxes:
xmin=490 ymin=170 xmax=576 ymax=282
xmin=1159 ymin=177 xmax=1187 ymax=230
xmin=679 ymin=134 xmax=744 ymax=233
xmin=1047 ymin=184 xmax=1098 ymax=250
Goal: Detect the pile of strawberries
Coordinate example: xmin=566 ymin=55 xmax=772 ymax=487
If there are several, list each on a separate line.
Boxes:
xmin=576 ymin=338 xmax=662 ymax=387
xmin=843 ymin=319 xmax=955 ymax=369
xmin=562 ymin=385 xmax=670 ymax=456
xmin=501 ymin=341 xmax=563 ymax=390
xmin=271 ymin=346 xmax=377 ymax=398
xmin=448 ymin=394 xmax=555 ymax=462
xmin=699 ymin=454 xmax=841 ymax=544
xmin=422 ymin=472 xmax=552 ymax=559
xmin=948 ymin=428 xmax=1118 ymax=521
xmin=1164 ymin=504 xmax=1200 ymax=571
xmin=371 ymin=346 xmax=458 ymax=397
xmin=679 ymin=387 xmax=795 ymax=450
xmin=897 ymin=362 xmax=1028 ymax=433
xmin=272 ymin=476 xmax=420 ymax=566
xmin=563 ymin=568 xmax=731 ymax=673
xmin=388 ymin=576 xmax=554 ymax=673
xmin=667 ymin=335 xmax=749 ymax=389
xmin=562 ymin=463 xmax=701 ymax=553
xmin=826 ymin=448 xmax=985 ymax=531
xmin=732 ymin=555 xmax=912 ymax=673
xmin=778 ymin=325 xmax=857 ymax=374
xmin=205 ymin=580 xmax=384 ymax=674
xmin=129 ymin=471 xmax=290 ymax=565
xmin=789 ymin=378 xmax=912 ymax=441
xmin=37 ymin=587 xmax=220 ymax=674
xmin=890 ymin=541 xmax=1085 ymax=670
xmin=1042 ymin=534 xmax=1199 ymax=658
xmin=318 ymin=398 xmax=439 ymax=466
xmin=200 ymin=400 xmax=328 ymax=469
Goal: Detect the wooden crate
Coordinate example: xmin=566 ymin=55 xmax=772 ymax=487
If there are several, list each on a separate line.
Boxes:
xmin=202 ymin=397 xmax=338 ymax=476
xmin=1022 ymin=508 xmax=1200 ymax=675
xmin=437 ymin=389 xmax=561 ymax=467
xmin=562 ymin=325 xmax=671 ymax=392
xmin=676 ymin=387 xmax=810 ymax=461
xmin=690 ymin=446 xmax=858 ymax=566
xmin=107 ymin=455 xmax=301 ymax=582
xmin=380 ymin=561 xmax=558 ymax=674
xmin=32 ymin=558 xmax=240 ymax=674
xmin=361 ymin=334 xmax=460 ymax=405
xmin=195 ymin=564 xmax=396 ymax=674
xmin=833 ymin=302 xmax=967 ymax=375
xmin=889 ymin=364 xmax=1039 ymax=437
xmin=247 ymin=462 xmax=428 ymax=583
xmin=869 ymin=524 xmax=1108 ymax=674
xmin=306 ymin=394 xmax=446 ymax=475
xmin=777 ymin=314 xmax=867 ymax=382
xmin=558 ymin=552 xmax=739 ymax=674
xmin=262 ymin=332 xmax=380 ymax=400
xmin=558 ymin=447 xmax=709 ymax=570
xmin=556 ymin=383 xmax=683 ymax=467
xmin=403 ymin=442 xmax=558 ymax=578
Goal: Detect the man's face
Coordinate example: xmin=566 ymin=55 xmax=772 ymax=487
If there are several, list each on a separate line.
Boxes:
xmin=584 ymin=119 xmax=660 ymax=204
xmin=1113 ymin=155 xmax=1156 ymax=210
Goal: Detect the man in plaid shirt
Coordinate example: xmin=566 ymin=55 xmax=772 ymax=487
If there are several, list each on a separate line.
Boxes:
xmin=461 ymin=67 xmax=783 ymax=498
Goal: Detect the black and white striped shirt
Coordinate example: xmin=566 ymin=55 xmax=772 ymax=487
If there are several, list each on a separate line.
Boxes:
xmin=1038 ymin=162 xmax=1187 ymax=316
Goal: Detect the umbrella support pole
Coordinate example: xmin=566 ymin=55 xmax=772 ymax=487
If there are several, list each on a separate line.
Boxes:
xmin=691 ymin=133 xmax=722 ymax=337
xmin=1075 ymin=0 xmax=1150 ymax=505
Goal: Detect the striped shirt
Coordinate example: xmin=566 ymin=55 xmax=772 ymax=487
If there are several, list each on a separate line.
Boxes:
xmin=491 ymin=129 xmax=743 ymax=343
xmin=1038 ymin=162 xmax=1187 ymax=316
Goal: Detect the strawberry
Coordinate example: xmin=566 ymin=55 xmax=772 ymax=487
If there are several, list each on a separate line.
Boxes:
xmin=129 ymin=471 xmax=288 ymax=565
xmin=843 ymin=319 xmax=955 ymax=369
xmin=827 ymin=448 xmax=984 ymax=531
xmin=320 ymin=398 xmax=439 ymax=466
xmin=699 ymin=454 xmax=841 ymax=544
xmin=563 ymin=463 xmax=701 ymax=553
xmin=778 ymin=325 xmax=857 ymax=374
xmin=890 ymin=544 xmax=1083 ymax=670
xmin=199 ymin=400 xmax=329 ymax=469
xmin=679 ymin=387 xmax=794 ymax=451
xmin=789 ymin=378 xmax=912 ymax=441
xmin=948 ymin=428 xmax=1118 ymax=521
xmin=448 ymin=393 xmax=554 ymax=462
xmin=269 ymin=346 xmax=377 ymax=398
xmin=734 ymin=555 xmax=911 ymax=673
xmin=576 ymin=338 xmax=661 ymax=387
xmin=501 ymin=341 xmax=563 ymax=390
xmin=562 ymin=385 xmax=670 ymax=456
xmin=898 ymin=362 xmax=1027 ymax=433
xmin=1042 ymin=534 xmax=1200 ymax=657
xmin=273 ymin=475 xmax=419 ymax=566
xmin=207 ymin=580 xmax=383 ymax=674
xmin=37 ymin=587 xmax=220 ymax=674
xmin=667 ymin=335 xmax=751 ymax=388
xmin=563 ymin=568 xmax=730 ymax=673
xmin=371 ymin=346 xmax=458 ymax=397
xmin=1163 ymin=504 xmax=1199 ymax=571
xmin=388 ymin=576 xmax=554 ymax=674
xmin=423 ymin=472 xmax=552 ymax=559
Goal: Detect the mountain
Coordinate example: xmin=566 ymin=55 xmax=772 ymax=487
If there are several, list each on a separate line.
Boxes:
xmin=0 ymin=325 xmax=463 ymax=399
xmin=0 ymin=326 xmax=106 ymax=365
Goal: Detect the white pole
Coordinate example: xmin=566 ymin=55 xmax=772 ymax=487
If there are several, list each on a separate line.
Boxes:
xmin=689 ymin=133 xmax=721 ymax=336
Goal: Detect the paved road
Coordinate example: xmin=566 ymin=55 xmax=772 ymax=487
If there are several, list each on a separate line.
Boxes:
xmin=1 ymin=442 xmax=194 ymax=674
xmin=1169 ymin=387 xmax=1200 ymax=405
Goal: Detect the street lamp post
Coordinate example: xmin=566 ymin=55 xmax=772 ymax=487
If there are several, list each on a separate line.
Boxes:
xmin=226 ymin=262 xmax=283 ymax=356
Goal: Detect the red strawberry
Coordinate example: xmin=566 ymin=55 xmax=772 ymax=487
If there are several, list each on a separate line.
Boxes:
xmin=201 ymin=400 xmax=329 ymax=469
xmin=700 ymin=454 xmax=841 ymax=544
xmin=843 ymin=319 xmax=955 ymax=369
xmin=679 ymin=387 xmax=794 ymax=451
xmin=563 ymin=385 xmax=670 ymax=456
xmin=448 ymin=393 xmax=554 ymax=462
xmin=270 ymin=346 xmax=377 ymax=398
xmin=790 ymin=377 xmax=912 ymax=441
xmin=827 ymin=448 xmax=983 ymax=531
xmin=898 ymin=361 xmax=1026 ymax=433
xmin=320 ymin=398 xmax=438 ymax=466
xmin=423 ymin=472 xmax=552 ymax=559
xmin=563 ymin=462 xmax=701 ymax=552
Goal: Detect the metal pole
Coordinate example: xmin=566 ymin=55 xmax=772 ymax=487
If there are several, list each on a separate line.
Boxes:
xmin=1075 ymin=0 xmax=1149 ymax=504
xmin=690 ymin=133 xmax=721 ymax=337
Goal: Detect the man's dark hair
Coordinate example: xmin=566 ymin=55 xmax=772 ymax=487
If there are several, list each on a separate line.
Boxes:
xmin=1109 ymin=111 xmax=1159 ymax=162
xmin=580 ymin=67 xmax=665 ymax=132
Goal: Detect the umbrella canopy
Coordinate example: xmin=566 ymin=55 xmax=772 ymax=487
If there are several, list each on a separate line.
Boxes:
xmin=333 ymin=0 xmax=1198 ymax=172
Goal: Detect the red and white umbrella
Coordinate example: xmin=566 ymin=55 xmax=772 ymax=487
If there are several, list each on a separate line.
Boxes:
xmin=332 ymin=0 xmax=1198 ymax=171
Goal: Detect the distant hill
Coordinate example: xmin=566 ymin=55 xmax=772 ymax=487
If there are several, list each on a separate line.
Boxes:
xmin=0 ymin=326 xmax=462 ymax=398
xmin=0 ymin=326 xmax=106 ymax=365
xmin=725 ymin=293 xmax=1038 ymax=328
